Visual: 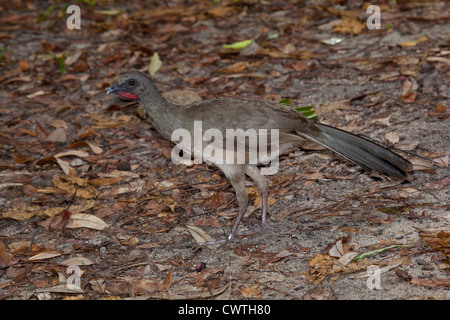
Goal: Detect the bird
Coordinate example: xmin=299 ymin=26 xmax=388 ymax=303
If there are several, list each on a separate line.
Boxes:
xmin=107 ymin=71 xmax=413 ymax=246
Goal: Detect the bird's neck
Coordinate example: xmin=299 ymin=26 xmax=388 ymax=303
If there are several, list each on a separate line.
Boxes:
xmin=139 ymin=86 xmax=181 ymax=139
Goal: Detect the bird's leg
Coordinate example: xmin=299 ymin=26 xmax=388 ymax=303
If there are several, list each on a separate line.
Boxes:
xmin=233 ymin=181 xmax=274 ymax=237
xmin=227 ymin=201 xmax=249 ymax=242
xmin=198 ymin=165 xmax=273 ymax=247
xmin=198 ymin=164 xmax=249 ymax=247
xmin=260 ymin=181 xmax=270 ymax=231
xmin=233 ymin=167 xmax=273 ymax=237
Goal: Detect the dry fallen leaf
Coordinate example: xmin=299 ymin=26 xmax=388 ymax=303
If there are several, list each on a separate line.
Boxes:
xmin=135 ymin=269 xmax=173 ymax=293
xmin=62 ymin=294 xmax=85 ymax=300
xmin=26 ymin=90 xmax=45 ymax=99
xmin=304 ymin=172 xmax=324 ymax=181
xmin=29 ymin=249 xmax=61 ymax=261
xmin=396 ymin=55 xmax=420 ymax=77
xmin=51 ymin=174 xmax=98 ymax=199
xmin=61 ymin=256 xmax=94 ymax=266
xmin=87 ymin=113 xmax=134 ymax=129
xmin=55 ymin=150 xmax=89 ymax=158
xmin=69 ymin=200 xmax=97 ymax=214
xmin=333 ymin=17 xmax=365 ymax=35
xmin=36 ymin=284 xmax=84 ymax=294
xmin=308 ymin=241 xmax=371 ymax=284
xmin=427 ymin=56 xmax=450 ymax=66
xmin=18 ymin=59 xmax=29 ymax=72
xmin=265 ymin=249 xmax=295 ymax=264
xmin=40 ymin=209 xmax=71 ymax=231
xmin=149 ymin=52 xmax=162 ymax=77
xmin=385 ymin=131 xmax=400 ymax=145
xmin=433 ymin=156 xmax=449 ymax=167
xmin=66 ymin=213 xmax=108 ymax=230
xmin=319 ymin=100 xmax=351 ymax=113
xmin=97 ymin=170 xmax=139 ymax=179
xmin=56 ymin=158 xmax=72 ymax=175
xmin=397 ymin=187 xmax=420 ymax=198
xmin=401 ymin=41 xmax=416 ymax=47
xmin=186 ymin=225 xmax=217 ymax=248
xmin=0 ymin=242 xmax=10 ymax=267
xmin=396 ymin=140 xmax=419 ymax=151
xmin=44 ymin=127 xmax=67 ymax=143
xmin=338 ymin=252 xmax=359 ymax=266
xmin=13 ymin=153 xmax=34 ymax=164
xmin=118 ymin=234 xmax=139 ymax=246
xmin=240 ymin=284 xmax=263 ymax=298
xmin=417 ymin=226 xmax=450 ymax=260
xmin=401 ymin=78 xmax=419 ymax=103
xmin=87 ymin=142 xmax=103 ymax=154
xmin=157 ymin=269 xmax=173 ymax=292
xmin=329 ymin=239 xmax=345 ymax=258
xmin=88 ymin=176 xmax=126 ymax=187
xmin=216 ymin=61 xmax=247 ymax=74
xmin=207 ymin=6 xmax=235 ymax=18
xmin=369 ymin=116 xmax=391 ymax=126
xmin=409 ymin=157 xmax=434 ymax=172
xmin=2 ymin=206 xmax=65 ymax=221
xmin=49 ymin=119 xmax=69 ymax=130
xmin=411 ymin=278 xmax=450 ymax=288
xmin=89 ymin=279 xmax=106 ymax=293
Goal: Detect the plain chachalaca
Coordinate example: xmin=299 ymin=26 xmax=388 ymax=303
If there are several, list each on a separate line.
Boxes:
xmin=107 ymin=71 xmax=413 ymax=246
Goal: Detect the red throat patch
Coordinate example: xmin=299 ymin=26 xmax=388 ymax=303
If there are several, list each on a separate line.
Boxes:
xmin=119 ymin=91 xmax=138 ymax=100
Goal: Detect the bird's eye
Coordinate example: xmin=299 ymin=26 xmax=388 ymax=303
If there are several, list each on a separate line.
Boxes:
xmin=128 ymin=79 xmax=136 ymax=86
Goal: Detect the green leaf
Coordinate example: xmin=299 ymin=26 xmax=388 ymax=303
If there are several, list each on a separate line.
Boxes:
xmin=293 ymin=105 xmax=314 ymax=112
xmin=279 ymin=100 xmax=318 ymax=120
xmin=292 ymin=105 xmax=318 ymax=120
xmin=267 ymin=33 xmax=279 ymax=40
xmin=78 ymin=0 xmax=96 ymax=6
xmin=300 ymin=110 xmax=317 ymax=119
xmin=50 ymin=52 xmax=66 ymax=74
xmin=38 ymin=4 xmax=56 ymax=22
xmin=278 ymin=98 xmax=291 ymax=106
xmin=223 ymin=39 xmax=254 ymax=50
xmin=321 ymin=37 xmax=344 ymax=45
xmin=95 ymin=9 xmax=122 ymax=15
xmin=0 ymin=44 xmax=6 ymax=62
xmin=352 ymin=245 xmax=411 ymax=261
xmin=377 ymin=205 xmax=409 ymax=214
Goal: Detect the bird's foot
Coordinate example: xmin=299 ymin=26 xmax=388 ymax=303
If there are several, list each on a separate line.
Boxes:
xmin=197 ymin=234 xmax=235 ymax=248
xmin=198 ymin=222 xmax=275 ymax=248
xmin=234 ymin=221 xmax=276 ymax=238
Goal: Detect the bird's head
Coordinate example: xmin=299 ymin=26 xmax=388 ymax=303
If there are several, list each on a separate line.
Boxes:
xmin=106 ymin=71 xmax=153 ymax=100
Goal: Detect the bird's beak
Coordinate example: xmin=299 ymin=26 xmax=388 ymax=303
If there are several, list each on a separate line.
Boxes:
xmin=106 ymin=84 xmax=117 ymax=95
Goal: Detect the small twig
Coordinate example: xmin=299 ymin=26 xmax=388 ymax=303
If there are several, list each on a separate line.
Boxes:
xmin=24 ymin=229 xmax=38 ymax=283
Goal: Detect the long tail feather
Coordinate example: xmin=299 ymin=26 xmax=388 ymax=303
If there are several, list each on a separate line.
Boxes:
xmin=302 ymin=124 xmax=413 ymax=180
